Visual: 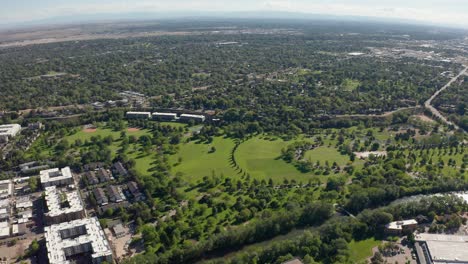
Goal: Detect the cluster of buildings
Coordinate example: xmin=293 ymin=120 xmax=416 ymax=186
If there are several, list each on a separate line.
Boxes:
xmin=91 ymin=99 xmax=130 ymax=110
xmin=384 ymin=217 xmax=468 ymax=264
xmin=0 ymin=124 xmax=21 ymax=143
xmin=82 ymin=162 xmax=144 ymax=216
xmin=126 ymin=111 xmax=206 ymax=123
xmin=40 ymin=166 xmax=113 ymax=264
xmin=0 ymin=178 xmax=33 ymax=239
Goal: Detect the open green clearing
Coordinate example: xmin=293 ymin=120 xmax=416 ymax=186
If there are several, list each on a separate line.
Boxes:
xmin=169 ymin=137 xmax=238 ymax=183
xmin=304 ymin=146 xmax=349 ymax=166
xmin=348 ymin=238 xmax=381 ymax=263
xmin=235 ymin=137 xmax=317 ymax=182
xmin=171 ymin=135 xmax=350 ymax=184
xmin=342 ymin=78 xmax=361 ymax=91
xmin=66 ymin=127 xmax=148 ymax=142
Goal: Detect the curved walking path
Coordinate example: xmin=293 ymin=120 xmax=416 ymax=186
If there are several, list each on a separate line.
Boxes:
xmin=424 ymin=65 xmax=468 ymax=131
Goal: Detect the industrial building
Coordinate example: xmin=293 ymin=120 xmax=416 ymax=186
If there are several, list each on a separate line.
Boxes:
xmin=415 ymin=233 xmax=468 ymax=264
xmin=126 ymin=111 xmax=151 ymax=119
xmin=0 ymin=124 xmax=21 ymax=142
xmin=40 ymin=167 xmax=74 ymax=187
xmin=152 ymin=112 xmax=177 ymax=121
xmin=179 ymin=114 xmax=206 ymax=123
xmin=44 ymin=217 xmax=113 ymax=264
xmin=44 ymin=186 xmax=85 ymax=224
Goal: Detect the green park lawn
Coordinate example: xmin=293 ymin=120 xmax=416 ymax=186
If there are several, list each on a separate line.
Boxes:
xmin=170 ymin=135 xmax=354 ymax=184
xmin=169 ymin=137 xmax=238 ymax=183
xmin=65 ymin=126 xmax=150 ymax=143
xmin=304 ymin=146 xmax=350 ymax=166
xmin=348 ymin=238 xmax=381 ymax=263
xmin=235 ymin=137 xmax=317 ymax=182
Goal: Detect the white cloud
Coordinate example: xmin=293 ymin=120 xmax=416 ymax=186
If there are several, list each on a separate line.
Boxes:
xmin=264 ymin=0 xmax=292 ymax=10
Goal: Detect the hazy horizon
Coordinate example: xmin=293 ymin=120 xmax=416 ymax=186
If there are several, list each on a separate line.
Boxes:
xmin=1 ymin=0 xmax=468 ymax=30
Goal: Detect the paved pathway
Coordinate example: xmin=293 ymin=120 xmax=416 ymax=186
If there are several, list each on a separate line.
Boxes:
xmin=424 ymin=66 xmax=468 ymax=131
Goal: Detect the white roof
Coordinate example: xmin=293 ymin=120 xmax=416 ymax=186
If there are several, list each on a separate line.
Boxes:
xmin=0 ymin=199 xmax=9 ymax=209
xmin=44 ymin=217 xmax=112 ymax=264
xmin=415 ymin=233 xmax=468 ymax=263
xmin=152 ymin=112 xmax=177 ymax=116
xmin=0 ymin=226 xmax=9 ymax=238
xmin=180 ymin=114 xmax=204 ymax=118
xmin=0 ymin=124 xmax=21 ymax=137
xmin=386 ymin=219 xmax=418 ymax=230
xmin=44 ymin=186 xmax=83 ymax=218
xmin=16 ymin=196 xmax=32 ymax=209
xmin=40 ymin=167 xmax=73 ymax=185
xmin=11 ymin=224 xmax=18 ymax=234
xmin=126 ymin=111 xmax=151 ymax=115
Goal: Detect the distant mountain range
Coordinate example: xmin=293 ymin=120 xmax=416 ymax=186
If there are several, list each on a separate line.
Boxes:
xmin=0 ymin=11 xmax=464 ymax=31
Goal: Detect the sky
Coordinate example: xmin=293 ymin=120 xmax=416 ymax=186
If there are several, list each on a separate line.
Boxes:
xmin=1 ymin=0 xmax=468 ymax=28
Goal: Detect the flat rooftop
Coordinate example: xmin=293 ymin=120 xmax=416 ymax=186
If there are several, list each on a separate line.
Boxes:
xmin=126 ymin=111 xmax=151 ymax=115
xmin=0 ymin=124 xmax=20 ymax=136
xmin=386 ymin=219 xmax=417 ymax=230
xmin=415 ymin=233 xmax=468 ymax=263
xmin=40 ymin=167 xmax=73 ymax=184
xmin=44 ymin=217 xmax=112 ymax=264
xmin=44 ymin=186 xmax=83 ymax=218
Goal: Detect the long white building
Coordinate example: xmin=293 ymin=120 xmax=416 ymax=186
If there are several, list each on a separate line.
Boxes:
xmin=126 ymin=111 xmax=151 ymax=119
xmin=44 ymin=186 xmax=85 ymax=224
xmin=152 ymin=112 xmax=177 ymax=121
xmin=179 ymin=114 xmax=205 ymax=123
xmin=0 ymin=124 xmax=21 ymax=142
xmin=40 ymin=167 xmax=74 ymax=188
xmin=44 ymin=217 xmax=113 ymax=264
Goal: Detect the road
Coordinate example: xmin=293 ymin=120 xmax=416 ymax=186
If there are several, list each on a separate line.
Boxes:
xmin=334 ymin=106 xmax=418 ymax=118
xmin=424 ymin=66 xmax=468 ymax=130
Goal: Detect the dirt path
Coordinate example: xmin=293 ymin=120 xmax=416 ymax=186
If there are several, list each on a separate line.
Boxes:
xmin=424 ymin=65 xmax=468 ymax=131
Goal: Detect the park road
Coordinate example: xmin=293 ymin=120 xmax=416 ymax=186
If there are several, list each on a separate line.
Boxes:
xmin=424 ymin=65 xmax=467 ymax=131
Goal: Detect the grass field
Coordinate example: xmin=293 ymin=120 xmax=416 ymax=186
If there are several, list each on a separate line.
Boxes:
xmin=342 ymin=78 xmax=361 ymax=91
xmin=169 ymin=137 xmax=238 ymax=182
xmin=235 ymin=137 xmax=318 ymax=182
xmin=66 ymin=127 xmax=148 ymax=143
xmin=304 ymin=146 xmax=350 ymax=166
xmin=348 ymin=238 xmax=381 ymax=263
xmin=170 ymin=135 xmax=353 ymax=183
